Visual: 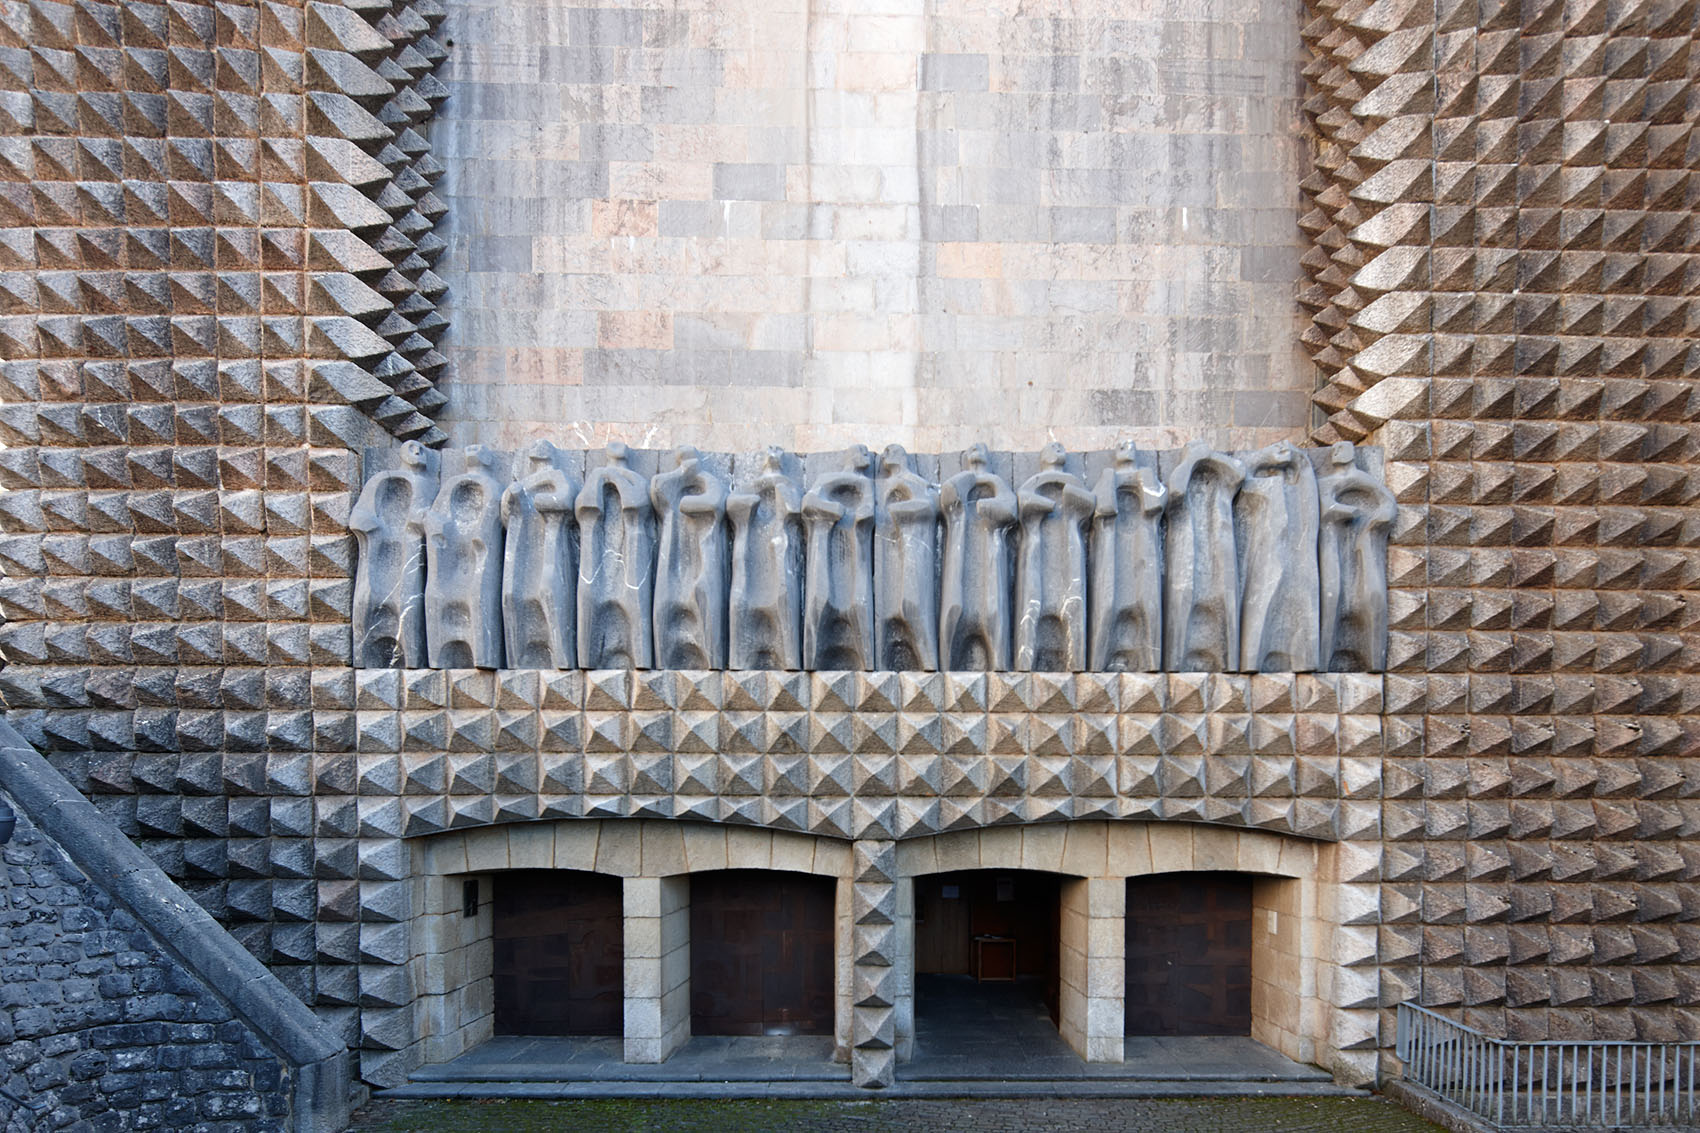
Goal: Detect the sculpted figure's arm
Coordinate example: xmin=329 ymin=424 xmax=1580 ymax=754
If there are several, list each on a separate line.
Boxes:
xmin=531 ymin=474 xmax=572 ymax=513
xmin=978 ymin=480 xmax=1019 ymax=527
xmin=679 ymin=476 xmax=726 ymax=516
xmin=1061 ymin=479 xmax=1095 ymax=516
xmin=1018 ymin=485 xmax=1058 ymax=520
xmin=726 ymin=490 xmax=758 ymax=526
xmin=888 ymin=493 xmax=936 ymax=523
xmin=499 ymin=481 xmax=522 ymax=528
xmin=1137 ymin=474 xmax=1167 ymax=516
xmin=803 ymin=489 xmax=845 ymax=522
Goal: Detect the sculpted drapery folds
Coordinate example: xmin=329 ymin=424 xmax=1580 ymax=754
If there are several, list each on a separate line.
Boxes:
xmin=728 ymin=447 xmax=806 ymax=671
xmin=940 ymin=443 xmax=1019 ymax=672
xmin=874 ymin=444 xmax=940 ymax=672
xmin=1164 ymin=441 xmax=1246 ymax=673
xmin=500 ymin=441 xmax=579 ymax=671
xmin=576 ymin=442 xmax=657 ymax=670
xmin=651 ymin=447 xmax=730 ymax=670
xmin=1319 ymin=442 xmax=1397 ymax=673
xmin=1014 ymin=443 xmax=1094 ymax=672
xmin=351 ymin=441 xmax=439 ymax=670
xmin=1088 ymin=439 xmax=1166 ymax=673
xmin=802 ymin=447 xmax=878 ymax=671
xmin=1236 ymin=441 xmax=1321 ymax=674
xmin=423 ymin=446 xmax=508 ymax=670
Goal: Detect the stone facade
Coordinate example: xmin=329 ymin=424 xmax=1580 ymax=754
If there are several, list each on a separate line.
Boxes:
xmin=0 ymin=0 xmax=1697 ymax=1110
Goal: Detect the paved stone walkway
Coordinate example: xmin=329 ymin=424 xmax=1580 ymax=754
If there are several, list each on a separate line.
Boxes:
xmin=350 ymin=1097 xmax=1446 ymax=1132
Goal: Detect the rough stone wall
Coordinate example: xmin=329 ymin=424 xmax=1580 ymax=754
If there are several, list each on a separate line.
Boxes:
xmin=1298 ymin=0 xmax=1700 ymax=1066
xmin=434 ymin=0 xmax=1313 ymax=453
xmin=0 ymin=804 xmax=294 ymax=1130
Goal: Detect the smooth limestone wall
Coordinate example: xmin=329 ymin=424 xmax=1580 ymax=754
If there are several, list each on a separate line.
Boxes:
xmin=431 ymin=0 xmax=1311 ymax=453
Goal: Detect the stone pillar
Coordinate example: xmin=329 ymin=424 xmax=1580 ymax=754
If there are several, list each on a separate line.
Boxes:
xmin=893 ymin=876 xmax=915 ymax=1061
xmin=1058 ymin=877 xmax=1125 ymax=1063
xmin=623 ymin=875 xmax=690 ymax=1063
xmin=850 ymin=839 xmax=899 ymax=1088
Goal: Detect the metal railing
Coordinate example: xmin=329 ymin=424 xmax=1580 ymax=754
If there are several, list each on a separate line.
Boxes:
xmin=1397 ymin=1003 xmax=1700 ymax=1128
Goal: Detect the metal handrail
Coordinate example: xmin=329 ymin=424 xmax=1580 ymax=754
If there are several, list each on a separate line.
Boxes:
xmin=1396 ymin=1002 xmax=1700 ymax=1128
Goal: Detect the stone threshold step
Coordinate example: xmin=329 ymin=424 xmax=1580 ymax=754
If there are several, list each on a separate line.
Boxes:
xmin=411 ymin=1068 xmax=851 ymax=1083
xmin=378 ymin=1080 xmax=1367 ymax=1101
xmin=900 ymin=1069 xmax=1337 ymax=1084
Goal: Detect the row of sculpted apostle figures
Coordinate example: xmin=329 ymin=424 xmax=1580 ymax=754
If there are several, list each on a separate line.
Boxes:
xmin=351 ymin=437 xmax=1398 ymax=676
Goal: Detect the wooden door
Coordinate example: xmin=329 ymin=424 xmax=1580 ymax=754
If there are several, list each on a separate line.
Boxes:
xmin=493 ymin=870 xmax=624 ymax=1036
xmin=1124 ymin=873 xmax=1253 ymax=1035
xmin=690 ymin=871 xmax=835 ymax=1036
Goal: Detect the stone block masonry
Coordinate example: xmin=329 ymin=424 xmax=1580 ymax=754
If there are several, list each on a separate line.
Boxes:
xmin=0 ymin=720 xmax=351 ymax=1131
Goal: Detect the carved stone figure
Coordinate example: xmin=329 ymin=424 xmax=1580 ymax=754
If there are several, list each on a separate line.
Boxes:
xmin=1088 ymin=439 xmax=1166 ymax=672
xmin=1164 ymin=441 xmax=1245 ymax=672
xmin=576 ymin=441 xmax=656 ymax=669
xmin=727 ymin=446 xmax=804 ymax=670
xmin=803 ymin=447 xmax=877 ymax=671
xmin=423 ymin=446 xmax=507 ymax=669
xmin=1318 ymin=442 xmax=1397 ymax=672
xmin=1014 ymin=443 xmax=1094 ymax=671
xmin=350 ymin=441 xmax=437 ymax=668
xmin=500 ymin=441 xmax=578 ymax=669
xmin=940 ymin=443 xmax=1018 ymax=671
xmin=874 ymin=444 xmax=939 ymax=671
xmin=651 ymin=446 xmax=728 ymax=670
xmin=1236 ymin=441 xmax=1320 ymax=673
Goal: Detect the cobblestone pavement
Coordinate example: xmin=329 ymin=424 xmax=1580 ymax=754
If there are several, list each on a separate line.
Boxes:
xmin=350 ymin=1096 xmax=1446 ymax=1132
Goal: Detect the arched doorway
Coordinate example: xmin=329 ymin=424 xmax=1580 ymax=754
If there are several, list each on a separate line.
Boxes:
xmin=492 ymin=869 xmax=624 ymax=1035
xmin=1124 ymin=872 xmax=1254 ymax=1036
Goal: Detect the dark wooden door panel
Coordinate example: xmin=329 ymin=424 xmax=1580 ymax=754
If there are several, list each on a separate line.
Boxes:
xmin=1125 ymin=872 xmax=1253 ymax=1036
xmin=493 ymin=870 xmax=624 ymax=1036
xmin=690 ymin=871 xmax=835 ymax=1036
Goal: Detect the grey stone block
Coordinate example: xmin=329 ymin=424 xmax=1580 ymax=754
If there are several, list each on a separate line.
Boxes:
xmin=920 ymin=54 xmax=990 ymax=92
xmin=712 ymin=163 xmax=785 ymax=202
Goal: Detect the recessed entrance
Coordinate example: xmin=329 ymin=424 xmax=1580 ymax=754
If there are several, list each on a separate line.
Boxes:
xmin=1125 ymin=872 xmax=1253 ymax=1036
xmin=688 ymin=870 xmax=836 ymax=1036
xmin=912 ymin=870 xmax=1063 ymax=1064
xmin=492 ymin=870 xmax=624 ymax=1036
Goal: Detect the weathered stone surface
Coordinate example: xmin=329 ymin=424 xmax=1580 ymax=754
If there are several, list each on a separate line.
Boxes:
xmin=874 ymin=445 xmax=940 ymax=672
xmin=1088 ymin=440 xmax=1165 ymax=673
xmin=1236 ymin=442 xmax=1320 ymax=673
xmin=652 ymin=447 xmax=729 ymax=670
xmin=352 ymin=441 xmax=437 ymax=668
xmin=576 ymin=442 xmax=656 ymax=670
xmin=423 ymin=447 xmax=507 ymax=669
xmin=803 ymin=447 xmax=877 ymax=672
xmin=1014 ymin=444 xmax=1094 ymax=672
xmin=728 ymin=447 xmax=804 ymax=671
xmin=501 ymin=441 xmax=579 ymax=670
xmin=1318 ymin=443 xmax=1396 ymax=674
xmin=1164 ymin=442 xmax=1246 ymax=673
xmin=940 ymin=444 xmax=1018 ymax=672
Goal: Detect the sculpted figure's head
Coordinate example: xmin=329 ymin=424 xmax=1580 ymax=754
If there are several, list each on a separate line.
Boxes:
xmin=672 ymin=445 xmax=701 ymax=470
xmin=466 ymin=444 xmax=503 ymax=475
xmin=400 ymin=440 xmax=430 ymax=470
xmin=881 ymin=443 xmax=909 ymax=475
xmin=759 ymin=445 xmax=786 ymax=473
xmin=964 ymin=442 xmax=992 ymax=470
xmin=1113 ymin=438 xmax=1138 ymax=466
xmin=1329 ymin=440 xmax=1356 ymax=468
xmin=1040 ymin=441 xmax=1067 ymax=469
xmin=526 ymin=439 xmax=555 ymax=469
xmin=606 ymin=440 xmax=631 ymax=466
xmin=844 ymin=444 xmax=872 ymax=473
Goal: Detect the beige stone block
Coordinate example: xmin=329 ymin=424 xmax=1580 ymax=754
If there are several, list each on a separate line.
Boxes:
xmin=625 ymin=876 xmax=664 ymax=919
xmin=661 ymin=909 xmax=690 ymax=956
xmin=1147 ymin=825 xmax=1193 ymax=874
xmin=1086 ymin=916 xmax=1121 ymax=959
xmin=555 ymin=820 xmax=601 ymax=872
xmin=1019 ymin=824 xmax=1067 ymax=872
xmin=1085 ymin=998 xmax=1122 ymax=1040
xmin=1279 ymin=837 xmax=1318 ymax=881
xmin=1086 ymin=956 xmax=1124 ymax=996
xmin=597 ymin=822 xmax=644 ymax=876
xmin=894 ymin=837 xmax=937 ymax=878
xmin=977 ymin=825 xmax=1022 ymax=868
xmin=625 ymin=956 xmax=663 ymax=999
xmin=625 ymin=916 xmax=663 ymax=960
xmin=641 ymin=822 xmax=688 ymax=877
xmin=660 ymin=875 xmax=691 ymax=917
xmin=937 ymin=242 xmax=1003 ymax=279
xmin=1086 ymin=877 xmax=1125 ymax=920
xmin=661 ymin=942 xmax=691 ymax=993
xmin=724 ymin=826 xmax=774 ymax=869
xmin=1059 ymin=822 xmax=1108 ymax=878
xmin=464 ymin=827 xmax=510 ymax=872
xmin=1105 ymin=823 xmax=1152 ymax=877
xmin=771 ymin=831 xmax=817 ymax=875
xmin=680 ymin=824 xmax=728 ymax=873
xmin=509 ymin=822 xmax=554 ymax=870
xmin=1084 ymin=1034 xmax=1124 ymax=1063
xmin=932 ymin=830 xmax=979 ymax=873
xmin=813 ymin=838 xmax=853 ymax=877
xmin=422 ymin=833 xmax=468 ymax=876
xmin=1192 ymin=825 xmax=1238 ymax=871
xmin=466 ymin=937 xmax=495 ymax=983
xmin=1236 ymin=832 xmax=1283 ymax=876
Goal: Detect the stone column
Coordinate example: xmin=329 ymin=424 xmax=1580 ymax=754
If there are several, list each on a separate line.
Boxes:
xmin=1058 ymin=877 xmax=1125 ymax=1063
xmin=893 ymin=876 xmax=915 ymax=1061
xmin=623 ymin=875 xmax=690 ymax=1063
xmin=850 ymin=839 xmax=899 ymax=1087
